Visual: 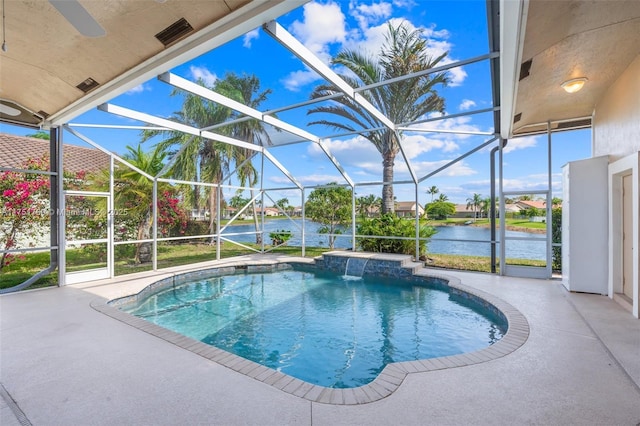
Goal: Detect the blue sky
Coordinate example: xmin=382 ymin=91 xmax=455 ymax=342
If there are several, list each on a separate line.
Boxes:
xmin=4 ymin=0 xmax=591 ymax=206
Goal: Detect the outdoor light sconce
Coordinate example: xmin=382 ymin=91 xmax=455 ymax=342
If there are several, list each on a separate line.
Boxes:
xmin=561 ymin=77 xmax=588 ymax=93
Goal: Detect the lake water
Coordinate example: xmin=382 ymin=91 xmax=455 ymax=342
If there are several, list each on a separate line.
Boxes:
xmin=221 ymin=219 xmax=546 ymax=260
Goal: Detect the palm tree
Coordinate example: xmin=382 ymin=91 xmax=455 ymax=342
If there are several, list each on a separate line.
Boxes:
xmin=427 ymin=185 xmax=439 ymax=202
xmin=275 ymin=198 xmax=290 ymax=211
xmin=142 ymin=79 xmax=236 ymax=238
xmin=480 ymin=196 xmax=491 ymax=219
xmin=112 ymin=144 xmax=167 ymax=263
xmin=437 ymin=193 xmax=449 ymax=202
xmin=356 ymin=194 xmax=379 ymax=218
xmin=466 ymin=193 xmax=483 ymax=221
xmin=215 ymin=73 xmax=274 ymax=244
xmin=308 ymin=22 xmax=448 ymax=214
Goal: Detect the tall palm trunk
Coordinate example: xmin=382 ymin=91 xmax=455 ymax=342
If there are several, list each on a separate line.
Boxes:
xmin=250 ymin=189 xmax=262 ymax=244
xmin=208 ymin=188 xmax=217 ymax=244
xmin=135 ymin=210 xmax=152 ymax=264
xmin=382 ymin=151 xmax=395 ymax=214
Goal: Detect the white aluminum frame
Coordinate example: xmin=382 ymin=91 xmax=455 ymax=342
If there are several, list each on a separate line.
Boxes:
xmin=20 ymin=7 xmax=571 ymax=287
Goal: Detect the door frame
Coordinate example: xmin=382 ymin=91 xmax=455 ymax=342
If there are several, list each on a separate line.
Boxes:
xmin=608 ymin=152 xmax=639 ymax=318
xmin=63 ymin=190 xmax=113 ymax=285
xmin=500 ymin=190 xmax=552 ymax=279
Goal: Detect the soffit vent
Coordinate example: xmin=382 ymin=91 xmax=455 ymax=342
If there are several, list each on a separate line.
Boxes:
xmin=513 ymin=112 xmax=522 ymax=123
xmin=76 ymin=78 xmax=100 ymax=93
xmin=155 ymin=18 xmax=194 ymax=47
xmin=36 ymin=110 xmax=49 ymax=119
xmin=557 ymin=118 xmax=592 ymax=130
xmin=519 ymin=59 xmax=532 ymax=81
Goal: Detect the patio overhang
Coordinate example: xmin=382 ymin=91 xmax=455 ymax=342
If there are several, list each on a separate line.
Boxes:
xmin=500 ymin=0 xmax=640 ymax=138
xmin=0 ymin=0 xmax=306 ymax=129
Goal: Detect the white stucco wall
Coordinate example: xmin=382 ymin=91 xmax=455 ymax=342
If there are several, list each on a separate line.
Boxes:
xmin=594 ymin=54 xmax=640 ymax=318
xmin=593 ymin=54 xmax=640 ymax=160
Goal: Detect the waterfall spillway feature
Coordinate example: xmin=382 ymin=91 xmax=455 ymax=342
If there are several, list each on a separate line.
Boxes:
xmin=344 ymin=257 xmax=369 ymax=278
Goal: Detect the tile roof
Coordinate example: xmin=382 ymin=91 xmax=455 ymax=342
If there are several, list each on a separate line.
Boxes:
xmin=396 ymin=201 xmax=423 ymax=210
xmin=515 ymin=200 xmax=547 ymax=210
xmin=455 ymin=204 xmax=474 ymax=212
xmin=0 ymin=133 xmax=110 ymax=174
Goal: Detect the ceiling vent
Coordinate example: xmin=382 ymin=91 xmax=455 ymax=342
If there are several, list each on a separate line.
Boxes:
xmin=513 ymin=112 xmax=522 ymax=123
xmin=76 ymin=78 xmax=100 ymax=93
xmin=155 ymin=18 xmax=193 ymax=47
xmin=557 ymin=118 xmax=591 ymax=130
xmin=519 ymin=59 xmax=532 ymax=81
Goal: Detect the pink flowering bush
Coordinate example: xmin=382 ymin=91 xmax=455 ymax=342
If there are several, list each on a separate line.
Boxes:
xmin=0 ymin=156 xmax=50 ymax=270
xmin=157 ymin=190 xmax=188 ymax=237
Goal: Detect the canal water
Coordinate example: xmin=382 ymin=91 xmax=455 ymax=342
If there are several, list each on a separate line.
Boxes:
xmin=221 ymin=219 xmax=546 ymax=260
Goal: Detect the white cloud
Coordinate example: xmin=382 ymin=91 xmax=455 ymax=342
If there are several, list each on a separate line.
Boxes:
xmin=343 ymin=18 xmax=467 ymax=86
xmin=305 ymin=133 xmax=474 ymax=182
xmin=282 ymin=2 xmax=348 ymax=92
xmin=446 ymin=66 xmax=467 ymax=86
xmin=392 ymin=0 xmax=417 ymax=8
xmin=503 ymin=136 xmax=539 ymax=153
xmin=125 ymin=84 xmax=148 ymax=95
xmin=342 ymin=17 xmax=393 ymax=57
xmin=307 ymin=136 xmax=384 ymax=179
xmin=404 ymin=159 xmax=476 ymax=179
xmin=500 ymin=178 xmax=550 ymax=192
xmin=309 ymin=136 xmax=380 ymax=163
xmin=407 ymin=114 xmax=483 ymax=142
xmin=401 ymin=134 xmax=459 ymax=158
xmin=189 ymin=66 xmax=217 ymax=87
xmin=349 ymin=1 xmax=393 ymax=30
xmin=459 ymin=99 xmax=476 ymax=111
xmin=283 ymin=7 xmax=465 ymax=92
xmin=243 ymin=29 xmax=259 ymax=48
xmin=270 ymin=174 xmax=347 ymax=186
xmin=290 ymin=1 xmax=346 ymax=62
xmin=282 ymin=69 xmax=322 ymax=92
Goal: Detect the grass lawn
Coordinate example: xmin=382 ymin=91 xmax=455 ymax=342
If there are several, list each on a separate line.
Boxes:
xmin=427 ymin=253 xmax=546 ymax=273
xmin=431 ymin=217 xmax=547 ymax=232
xmin=0 ymin=243 xmax=328 ymax=290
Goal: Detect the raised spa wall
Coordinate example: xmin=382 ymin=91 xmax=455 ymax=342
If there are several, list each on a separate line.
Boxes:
xmin=317 ymin=252 xmax=422 ymax=278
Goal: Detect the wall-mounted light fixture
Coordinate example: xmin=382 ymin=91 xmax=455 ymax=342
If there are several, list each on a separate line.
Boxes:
xmin=561 ymin=77 xmax=588 ymax=93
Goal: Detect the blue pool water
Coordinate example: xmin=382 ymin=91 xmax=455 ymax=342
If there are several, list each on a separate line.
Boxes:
xmin=122 ymin=268 xmax=506 ymax=388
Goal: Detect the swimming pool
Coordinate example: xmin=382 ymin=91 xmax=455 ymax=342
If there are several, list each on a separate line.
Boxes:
xmin=116 ymin=264 xmax=507 ymax=389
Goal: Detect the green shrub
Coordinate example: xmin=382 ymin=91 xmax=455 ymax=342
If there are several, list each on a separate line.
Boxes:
xmin=183 ymin=220 xmax=210 ymax=239
xmin=356 ymin=214 xmax=436 ymax=256
xmin=552 ymin=207 xmax=562 ymax=272
xmin=269 ymin=229 xmax=293 ymax=245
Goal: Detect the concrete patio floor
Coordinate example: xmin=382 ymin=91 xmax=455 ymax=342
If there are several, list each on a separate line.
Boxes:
xmin=2 ymin=255 xmax=639 ymax=425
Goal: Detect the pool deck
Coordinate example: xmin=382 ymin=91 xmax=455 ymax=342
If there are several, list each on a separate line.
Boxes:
xmin=2 ymin=254 xmax=639 ymax=425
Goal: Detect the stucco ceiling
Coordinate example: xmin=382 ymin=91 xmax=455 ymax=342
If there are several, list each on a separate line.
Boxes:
xmin=4 ymin=0 xmax=638 ymax=140
xmin=0 ymin=0 xmax=304 ymax=128
xmin=503 ymin=0 xmax=640 ymax=137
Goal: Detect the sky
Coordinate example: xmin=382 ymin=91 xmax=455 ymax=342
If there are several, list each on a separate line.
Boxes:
xmin=3 ymin=0 xmax=592 ymax=206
